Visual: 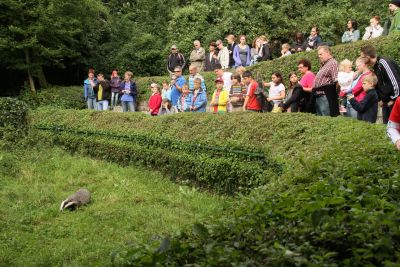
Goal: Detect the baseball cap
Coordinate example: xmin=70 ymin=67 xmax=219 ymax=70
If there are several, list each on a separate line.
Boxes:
xmin=215 ymin=77 xmax=224 ymax=83
xmin=171 ymin=45 xmax=177 ymax=49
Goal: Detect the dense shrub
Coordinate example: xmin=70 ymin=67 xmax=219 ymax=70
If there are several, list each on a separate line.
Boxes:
xmin=0 ymin=97 xmax=28 ymax=143
xmin=19 ymin=86 xmax=86 ymax=110
xmin=29 ymin=106 xmax=400 ymax=265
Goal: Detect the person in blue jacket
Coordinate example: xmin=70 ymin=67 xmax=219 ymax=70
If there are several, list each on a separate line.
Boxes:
xmin=189 ymin=78 xmax=207 ymax=112
xmin=83 ymin=71 xmax=97 ymax=110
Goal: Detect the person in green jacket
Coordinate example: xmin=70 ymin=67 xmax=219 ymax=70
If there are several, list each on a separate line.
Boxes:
xmin=389 ymin=0 xmax=400 ymax=34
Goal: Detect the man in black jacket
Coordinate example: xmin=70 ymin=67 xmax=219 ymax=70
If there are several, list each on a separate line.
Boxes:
xmin=167 ymin=45 xmax=186 ymax=75
xmin=361 ymin=44 xmax=400 ymax=123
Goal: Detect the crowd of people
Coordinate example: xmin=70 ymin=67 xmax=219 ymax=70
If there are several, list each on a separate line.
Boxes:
xmin=82 ymin=1 xmax=400 ymax=149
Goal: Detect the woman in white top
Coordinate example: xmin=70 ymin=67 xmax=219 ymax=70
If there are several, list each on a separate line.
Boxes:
xmin=263 ymin=72 xmax=286 ymax=113
xmin=362 ymin=16 xmax=384 ymax=40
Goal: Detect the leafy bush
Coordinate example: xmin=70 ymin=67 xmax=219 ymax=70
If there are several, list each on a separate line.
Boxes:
xmin=0 ymin=97 xmax=28 ymax=143
xmin=19 ymin=86 xmax=86 ymax=110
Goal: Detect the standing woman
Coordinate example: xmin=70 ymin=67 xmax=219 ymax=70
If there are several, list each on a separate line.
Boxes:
xmin=250 ymin=38 xmax=261 ymax=65
xmin=233 ymin=35 xmax=251 ymax=68
xmin=306 ymin=26 xmax=322 ymax=51
xmin=109 ymin=70 xmax=121 ymax=110
xmin=342 ymin=19 xmax=360 ymax=43
xmin=362 ymin=16 xmax=384 ymax=40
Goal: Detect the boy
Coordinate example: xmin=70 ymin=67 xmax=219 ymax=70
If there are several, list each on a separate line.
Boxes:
xmin=83 ymin=72 xmax=97 ymax=110
xmin=93 ymin=73 xmax=111 ymax=111
xmin=281 ymin=43 xmax=292 ymax=57
xmin=242 ymin=71 xmax=261 ymax=112
xmin=347 ymin=74 xmax=379 ymax=123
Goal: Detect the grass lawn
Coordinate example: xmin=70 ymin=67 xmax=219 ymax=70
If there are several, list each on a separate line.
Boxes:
xmin=0 ymin=146 xmax=230 ymax=266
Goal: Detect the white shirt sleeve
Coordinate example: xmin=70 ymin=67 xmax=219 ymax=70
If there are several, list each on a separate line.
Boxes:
xmin=387 ymin=121 xmax=400 ymax=144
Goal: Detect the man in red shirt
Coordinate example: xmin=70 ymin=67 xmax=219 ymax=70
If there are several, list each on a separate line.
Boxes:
xmin=242 ymin=71 xmax=261 ymax=112
xmin=387 ymin=97 xmax=400 ymax=150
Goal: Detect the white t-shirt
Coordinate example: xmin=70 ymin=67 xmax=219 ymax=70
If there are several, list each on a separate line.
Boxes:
xmin=222 ymin=72 xmax=232 ymax=91
xmin=338 ymin=71 xmax=354 ymax=91
xmin=268 ymin=83 xmax=285 ymax=104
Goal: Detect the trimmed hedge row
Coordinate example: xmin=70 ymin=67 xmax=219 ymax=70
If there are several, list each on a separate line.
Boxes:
xmin=0 ymin=97 xmax=28 ymax=143
xmin=31 ymin=109 xmax=284 ymax=194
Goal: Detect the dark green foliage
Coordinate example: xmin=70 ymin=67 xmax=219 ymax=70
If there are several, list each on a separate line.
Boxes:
xmin=19 ymin=86 xmax=86 ymax=110
xmin=0 ymin=98 xmax=28 ymax=143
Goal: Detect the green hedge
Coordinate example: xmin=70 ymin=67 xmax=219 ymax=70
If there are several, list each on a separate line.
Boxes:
xmin=19 ymin=86 xmax=86 ymax=110
xmin=0 ymin=97 xmax=28 ymax=143
xmin=29 ymin=107 xmax=400 ymax=265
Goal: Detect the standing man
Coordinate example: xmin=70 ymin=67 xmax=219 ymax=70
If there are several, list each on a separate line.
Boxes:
xmin=188 ymin=65 xmax=206 ymax=92
xmin=189 ymin=40 xmax=206 ymax=72
xmin=214 ymin=65 xmax=232 ymax=91
xmin=242 ymin=71 xmax=261 ymax=112
xmin=167 ymin=45 xmax=186 ymax=75
xmin=361 ymin=44 xmax=400 ymax=123
xmin=313 ymin=46 xmax=339 ymax=116
xmin=216 ymin=39 xmax=230 ymax=70
xmin=225 ymin=34 xmax=237 ymax=69
xmin=170 ymin=66 xmax=187 ymax=108
xmin=389 ymin=0 xmax=400 ymax=34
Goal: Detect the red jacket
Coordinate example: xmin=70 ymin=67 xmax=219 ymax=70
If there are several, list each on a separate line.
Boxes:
xmin=148 ymin=93 xmax=162 ymax=115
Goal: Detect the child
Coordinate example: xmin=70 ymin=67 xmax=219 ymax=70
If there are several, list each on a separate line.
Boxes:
xmin=93 ymin=73 xmax=111 ymax=111
xmin=229 ymin=74 xmax=245 ymax=108
xmin=347 ymin=74 xmax=379 ymax=123
xmin=176 ymin=84 xmax=191 ymax=112
xmin=338 ymin=59 xmax=355 ymax=113
xmin=387 ymin=97 xmax=400 ymax=150
xmin=282 ymin=72 xmax=303 ymax=112
xmin=161 ymin=79 xmax=172 ymax=101
xmin=109 ymin=70 xmax=121 ymax=110
xmin=263 ymin=72 xmax=286 ymax=113
xmin=148 ymin=83 xmax=162 ymax=116
xmin=119 ymin=71 xmax=137 ymax=112
xmin=158 ymin=99 xmax=175 ymax=115
xmin=281 ymin=43 xmax=292 ymax=57
xmin=210 ymin=77 xmax=229 ymax=113
xmin=83 ymin=71 xmax=97 ymax=110
xmin=190 ymin=78 xmax=207 ymax=112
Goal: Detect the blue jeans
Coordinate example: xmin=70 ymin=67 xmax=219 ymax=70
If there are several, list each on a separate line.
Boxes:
xmin=97 ymin=100 xmax=109 ymax=111
xmin=315 ymin=95 xmax=330 ymax=116
xmin=346 ymin=103 xmax=358 ymax=119
xmin=111 ymin=92 xmax=119 ymax=108
xmin=87 ymin=98 xmax=96 ymax=110
xmin=121 ymin=101 xmax=135 ymax=112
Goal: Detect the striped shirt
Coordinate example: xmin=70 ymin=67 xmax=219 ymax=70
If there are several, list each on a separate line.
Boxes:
xmin=314 ymin=57 xmax=339 ymax=88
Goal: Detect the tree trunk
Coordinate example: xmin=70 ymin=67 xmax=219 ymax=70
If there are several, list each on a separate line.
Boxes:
xmin=37 ymin=66 xmax=48 ymax=88
xmin=24 ymin=48 xmax=36 ymax=93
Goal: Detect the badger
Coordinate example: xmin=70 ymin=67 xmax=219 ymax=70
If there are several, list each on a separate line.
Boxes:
xmin=60 ymin=188 xmax=91 ymax=211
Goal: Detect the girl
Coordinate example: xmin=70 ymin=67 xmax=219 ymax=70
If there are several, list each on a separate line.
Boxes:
xmin=250 ymin=38 xmax=261 ymax=65
xmin=233 ymin=35 xmax=251 ymax=67
xmin=119 ymin=71 xmax=137 ymax=112
xmin=161 ymin=79 xmax=172 ymax=101
xmin=229 ymin=74 xmax=245 ymax=108
xmin=341 ymin=19 xmax=360 ymax=43
xmin=282 ymin=72 xmax=303 ymax=112
xmin=263 ymin=72 xmax=286 ymax=113
xmin=158 ymin=99 xmax=174 ymax=115
xmin=338 ymin=59 xmax=355 ymax=113
xmin=210 ymin=77 xmax=229 ymax=113
xmin=176 ymin=84 xmax=191 ymax=112
xmin=148 ymin=83 xmax=162 ymax=116
xmin=109 ymin=70 xmax=121 ymax=110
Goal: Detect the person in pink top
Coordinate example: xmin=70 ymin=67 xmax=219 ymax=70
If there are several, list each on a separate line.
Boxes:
xmin=148 ymin=83 xmax=162 ymax=116
xmin=297 ymin=59 xmax=315 ymax=112
xmin=345 ymin=57 xmax=371 ymax=118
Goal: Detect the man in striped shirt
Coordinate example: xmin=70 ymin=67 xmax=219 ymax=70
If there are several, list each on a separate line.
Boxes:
xmin=313 ymin=46 xmax=339 ymax=116
xmin=361 ymin=45 xmax=400 ymax=123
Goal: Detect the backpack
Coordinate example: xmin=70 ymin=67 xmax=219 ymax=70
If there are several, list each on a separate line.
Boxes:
xmin=254 ymin=72 xmax=273 ymax=112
